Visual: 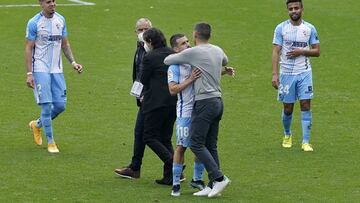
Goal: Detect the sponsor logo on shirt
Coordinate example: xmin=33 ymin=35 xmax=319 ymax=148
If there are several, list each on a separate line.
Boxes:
xmin=48 ymin=35 xmax=62 ymax=41
xmin=292 ymin=41 xmax=307 ymax=48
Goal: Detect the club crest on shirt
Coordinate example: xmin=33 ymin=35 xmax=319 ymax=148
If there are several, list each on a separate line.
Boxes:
xmin=40 ymin=34 xmax=49 ymax=41
xmin=56 ymin=23 xmax=61 ymax=30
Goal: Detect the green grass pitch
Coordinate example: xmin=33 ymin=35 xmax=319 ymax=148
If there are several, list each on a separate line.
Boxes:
xmin=0 ymin=0 xmax=359 ymax=202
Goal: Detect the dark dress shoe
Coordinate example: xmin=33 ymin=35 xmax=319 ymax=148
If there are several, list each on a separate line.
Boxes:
xmin=155 ymin=177 xmax=172 ymax=185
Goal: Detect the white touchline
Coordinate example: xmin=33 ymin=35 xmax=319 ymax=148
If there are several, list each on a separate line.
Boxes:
xmin=67 ymin=0 xmax=95 ymax=5
xmin=0 ymin=0 xmax=95 ymax=8
xmin=0 ymin=4 xmax=38 ymax=8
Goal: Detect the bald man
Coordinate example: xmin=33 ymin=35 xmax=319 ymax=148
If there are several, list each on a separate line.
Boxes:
xmin=114 ymin=18 xmax=152 ymax=179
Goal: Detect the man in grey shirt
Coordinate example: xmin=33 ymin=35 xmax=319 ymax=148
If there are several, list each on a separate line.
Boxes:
xmin=164 ymin=22 xmax=232 ymax=198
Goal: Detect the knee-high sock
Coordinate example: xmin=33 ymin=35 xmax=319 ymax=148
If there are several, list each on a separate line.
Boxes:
xmin=301 ymin=111 xmax=312 ymax=143
xmin=36 ymin=102 xmax=65 ymax=128
xmin=193 ymin=161 xmax=205 ymax=181
xmin=40 ymin=103 xmax=54 ymax=144
xmin=172 ymin=163 xmax=183 ymax=186
xmin=282 ymin=110 xmax=292 ymax=136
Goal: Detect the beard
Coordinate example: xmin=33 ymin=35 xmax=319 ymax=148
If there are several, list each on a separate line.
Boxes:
xmin=290 ymin=13 xmax=301 ymax=21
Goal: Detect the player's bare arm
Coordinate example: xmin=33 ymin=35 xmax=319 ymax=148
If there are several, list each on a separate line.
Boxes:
xmin=286 ymin=44 xmax=320 ymax=58
xmin=272 ymin=44 xmax=282 ymax=89
xmin=25 ymin=40 xmax=35 ymax=88
xmin=62 ymin=38 xmax=83 ymax=73
xmin=168 ymin=68 xmax=201 ymax=96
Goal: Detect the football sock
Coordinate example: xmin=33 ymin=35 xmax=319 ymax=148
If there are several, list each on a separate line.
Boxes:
xmin=40 ymin=103 xmax=54 ymax=144
xmin=282 ymin=110 xmax=292 ymax=136
xmin=301 ymin=111 xmax=312 ymax=143
xmin=36 ymin=102 xmax=66 ymax=128
xmin=172 ymin=163 xmax=183 ymax=186
xmin=193 ymin=161 xmax=204 ymax=181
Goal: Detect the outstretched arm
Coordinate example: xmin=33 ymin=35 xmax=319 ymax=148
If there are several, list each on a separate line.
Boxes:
xmin=62 ymin=38 xmax=83 ymax=73
xmin=164 ymin=49 xmax=191 ymax=65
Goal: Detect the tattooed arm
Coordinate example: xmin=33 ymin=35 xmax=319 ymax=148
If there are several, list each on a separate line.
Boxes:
xmin=62 ymin=38 xmax=83 ymax=73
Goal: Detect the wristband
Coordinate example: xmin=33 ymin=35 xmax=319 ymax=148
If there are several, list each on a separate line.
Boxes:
xmin=71 ymin=61 xmax=77 ymax=66
xmin=27 ymin=72 xmax=33 ymax=76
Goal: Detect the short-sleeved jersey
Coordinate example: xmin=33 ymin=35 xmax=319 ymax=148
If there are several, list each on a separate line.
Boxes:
xmin=168 ymin=64 xmax=194 ymax=118
xmin=273 ymin=20 xmax=319 ymax=75
xmin=26 ymin=12 xmax=68 ymax=73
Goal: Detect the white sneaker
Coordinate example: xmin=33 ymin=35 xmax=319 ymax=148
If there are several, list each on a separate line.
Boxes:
xmin=193 ymin=186 xmax=212 ymax=196
xmin=208 ymin=176 xmax=230 ymax=198
xmin=193 ymin=186 xmax=222 ymax=197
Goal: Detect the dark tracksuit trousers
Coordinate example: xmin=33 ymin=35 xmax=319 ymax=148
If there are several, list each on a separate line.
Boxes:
xmin=190 ymin=97 xmax=224 ymax=182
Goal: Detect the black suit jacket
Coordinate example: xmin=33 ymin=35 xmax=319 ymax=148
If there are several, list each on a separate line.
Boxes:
xmin=133 ymin=42 xmax=146 ymax=107
xmin=140 ymin=47 xmax=177 ymax=114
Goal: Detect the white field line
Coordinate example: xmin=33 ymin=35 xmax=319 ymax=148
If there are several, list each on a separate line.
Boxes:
xmin=0 ymin=0 xmax=95 ymax=8
xmin=67 ymin=0 xmax=95 ymax=5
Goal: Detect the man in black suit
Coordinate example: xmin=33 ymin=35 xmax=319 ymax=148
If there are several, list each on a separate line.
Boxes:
xmin=141 ymin=28 xmax=177 ymax=185
xmin=114 ymin=18 xmax=152 ymax=179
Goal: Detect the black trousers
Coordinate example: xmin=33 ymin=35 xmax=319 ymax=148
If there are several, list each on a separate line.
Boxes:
xmin=143 ymin=106 xmax=176 ymax=178
xmin=190 ymin=97 xmax=224 ymax=182
xmin=130 ymin=107 xmax=145 ymax=171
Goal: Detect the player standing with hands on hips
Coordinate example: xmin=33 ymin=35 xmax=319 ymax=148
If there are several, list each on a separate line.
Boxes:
xmin=272 ymin=0 xmax=320 ymax=151
xmin=26 ymin=0 xmax=83 ymax=153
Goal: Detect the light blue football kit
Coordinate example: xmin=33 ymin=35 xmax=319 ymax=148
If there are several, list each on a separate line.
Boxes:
xmin=168 ymin=64 xmax=194 ymax=147
xmin=26 ymin=12 xmax=68 ymax=144
xmin=273 ymin=19 xmax=320 ymax=144
xmin=273 ymin=19 xmax=319 ymax=103
xmin=26 ymin=11 xmax=68 ymax=104
xmin=168 ymin=64 xmax=204 ymax=186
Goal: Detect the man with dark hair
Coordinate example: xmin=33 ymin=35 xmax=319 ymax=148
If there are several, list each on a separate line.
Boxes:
xmin=164 ymin=22 xmax=234 ymax=198
xmin=272 ymin=0 xmax=320 ymax=151
xmin=287 ymin=0 xmax=303 ymax=7
xmin=141 ymin=28 xmax=177 ymax=185
xmin=115 ymin=18 xmax=152 ymax=179
xmin=143 ymin=28 xmax=168 ymax=49
xmin=169 ymin=34 xmax=185 ymax=48
xmin=193 ymin=23 xmax=211 ymax=40
xmin=26 ymin=0 xmax=83 ymax=153
xmin=167 ymin=33 xmax=205 ymax=197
